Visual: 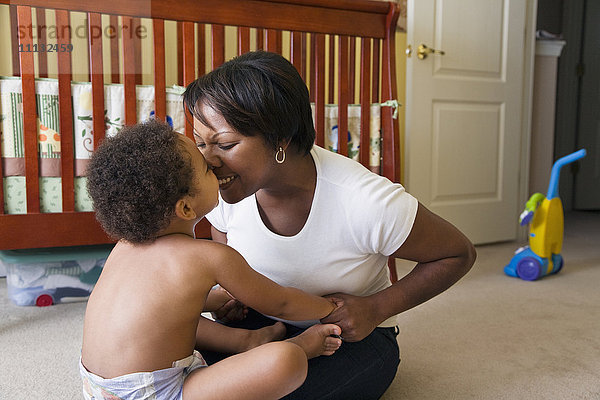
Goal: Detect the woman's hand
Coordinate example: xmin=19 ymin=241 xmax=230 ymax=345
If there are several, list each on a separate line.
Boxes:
xmin=320 ymin=293 xmax=380 ymax=342
xmin=204 ymin=286 xmax=248 ymax=322
xmin=212 ymin=298 xmax=248 ymax=323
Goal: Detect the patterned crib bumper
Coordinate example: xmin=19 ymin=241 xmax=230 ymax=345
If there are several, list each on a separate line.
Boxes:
xmin=0 ymin=76 xmax=186 ymax=214
xmin=1 ymin=76 xmax=387 ymax=214
xmin=311 ymin=103 xmax=383 ymax=170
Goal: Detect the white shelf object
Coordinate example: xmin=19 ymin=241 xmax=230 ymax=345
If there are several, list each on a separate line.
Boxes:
xmin=535 ymin=40 xmax=566 ymax=57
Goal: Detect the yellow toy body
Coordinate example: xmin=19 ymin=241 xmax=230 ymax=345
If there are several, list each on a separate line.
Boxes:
xmin=529 ymin=197 xmax=563 ymax=275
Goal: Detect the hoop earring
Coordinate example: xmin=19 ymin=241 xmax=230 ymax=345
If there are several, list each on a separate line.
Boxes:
xmin=275 ymin=147 xmax=286 ymax=164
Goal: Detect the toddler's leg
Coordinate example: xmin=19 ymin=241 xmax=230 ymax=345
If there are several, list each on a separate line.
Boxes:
xmin=183 ymin=341 xmax=306 ymax=400
xmin=183 ymin=324 xmax=341 ymax=400
xmin=195 ymin=316 xmax=286 ymax=354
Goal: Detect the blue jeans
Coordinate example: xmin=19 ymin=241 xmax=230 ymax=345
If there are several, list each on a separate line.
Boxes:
xmin=201 ymin=309 xmax=400 ymax=400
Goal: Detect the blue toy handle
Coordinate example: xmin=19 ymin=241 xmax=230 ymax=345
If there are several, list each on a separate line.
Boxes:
xmin=547 ymin=149 xmax=586 ymax=200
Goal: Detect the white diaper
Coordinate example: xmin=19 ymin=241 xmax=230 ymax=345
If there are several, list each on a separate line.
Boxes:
xmin=80 ymin=351 xmax=207 ymax=400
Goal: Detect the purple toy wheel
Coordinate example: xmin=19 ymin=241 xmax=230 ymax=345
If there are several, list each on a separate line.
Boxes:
xmin=516 ymin=257 xmax=542 ymax=281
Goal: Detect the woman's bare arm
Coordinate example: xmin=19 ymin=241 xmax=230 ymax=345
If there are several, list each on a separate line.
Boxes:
xmin=321 ymin=202 xmax=476 ymax=341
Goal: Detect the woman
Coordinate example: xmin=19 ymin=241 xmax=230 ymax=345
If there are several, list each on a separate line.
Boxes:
xmin=183 ymin=51 xmax=476 ymax=399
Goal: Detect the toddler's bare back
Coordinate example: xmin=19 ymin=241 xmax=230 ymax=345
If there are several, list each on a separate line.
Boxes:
xmin=81 ymin=235 xmax=216 ymax=378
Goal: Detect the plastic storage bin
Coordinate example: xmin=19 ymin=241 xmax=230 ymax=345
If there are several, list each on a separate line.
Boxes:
xmin=0 ymin=244 xmax=113 ymax=306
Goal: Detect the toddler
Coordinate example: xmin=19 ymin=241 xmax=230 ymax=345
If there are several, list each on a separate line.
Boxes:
xmin=80 ymin=120 xmax=341 ymax=400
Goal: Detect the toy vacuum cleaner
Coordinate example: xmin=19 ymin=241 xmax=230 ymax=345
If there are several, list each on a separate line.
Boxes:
xmin=504 ymin=149 xmax=587 ymax=281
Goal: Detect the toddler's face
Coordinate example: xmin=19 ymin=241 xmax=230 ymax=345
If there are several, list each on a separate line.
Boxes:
xmin=179 ymin=134 xmax=219 ymax=216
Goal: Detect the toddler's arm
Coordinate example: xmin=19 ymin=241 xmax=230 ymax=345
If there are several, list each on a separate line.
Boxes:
xmin=209 ymin=244 xmax=336 ymax=321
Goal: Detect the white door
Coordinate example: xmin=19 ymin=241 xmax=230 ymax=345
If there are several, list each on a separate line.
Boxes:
xmin=405 ymin=0 xmax=534 ymax=244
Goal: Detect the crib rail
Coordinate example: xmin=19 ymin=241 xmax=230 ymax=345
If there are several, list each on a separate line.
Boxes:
xmin=2 ymin=0 xmax=390 ymax=37
xmin=0 ymin=0 xmax=401 ymax=250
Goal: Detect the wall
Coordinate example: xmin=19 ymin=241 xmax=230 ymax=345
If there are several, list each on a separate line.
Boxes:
xmin=536 ymin=0 xmax=563 ymax=33
xmin=0 ymin=6 xmax=12 ymax=76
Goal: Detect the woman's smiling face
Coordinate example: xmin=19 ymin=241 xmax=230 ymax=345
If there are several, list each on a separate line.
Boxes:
xmin=193 ymin=102 xmax=276 ymax=204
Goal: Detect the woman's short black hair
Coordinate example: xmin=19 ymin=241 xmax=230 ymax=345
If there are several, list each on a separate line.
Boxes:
xmin=86 ymin=119 xmax=195 ymax=244
xmin=183 ymin=50 xmax=315 ymax=155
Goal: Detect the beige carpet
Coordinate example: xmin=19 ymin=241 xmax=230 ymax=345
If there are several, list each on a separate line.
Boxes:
xmin=1 ymin=211 xmax=599 ymax=399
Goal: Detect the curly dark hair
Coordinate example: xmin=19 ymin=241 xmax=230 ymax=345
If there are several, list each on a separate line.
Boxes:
xmin=183 ymin=50 xmax=315 ymax=155
xmin=86 ymin=120 xmax=195 ymax=244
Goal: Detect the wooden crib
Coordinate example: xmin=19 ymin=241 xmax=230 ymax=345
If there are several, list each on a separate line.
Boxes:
xmin=0 ymin=0 xmax=403 ymax=268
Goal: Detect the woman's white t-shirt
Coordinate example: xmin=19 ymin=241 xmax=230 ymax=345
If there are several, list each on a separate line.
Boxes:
xmin=206 ymin=145 xmax=418 ymax=327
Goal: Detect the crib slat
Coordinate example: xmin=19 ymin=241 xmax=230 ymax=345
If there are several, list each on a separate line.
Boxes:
xmin=370 ymin=37 xmax=382 ymax=179
xmin=109 ymin=15 xmax=120 ymax=83
xmin=197 ymin=23 xmax=206 ymax=76
xmin=88 ymin=12 xmax=105 ymax=150
xmin=309 ymin=35 xmax=315 ymax=103
xmin=238 ymin=27 xmax=250 ymax=55
xmin=133 ymin=18 xmax=143 ymax=85
xmin=153 ymin=19 xmax=167 ymax=122
xmin=122 ymin=17 xmax=137 ymax=126
xmin=265 ymin=29 xmax=277 ymax=53
xmin=359 ymin=37 xmax=371 ymax=169
xmin=290 ymin=31 xmax=302 ymax=77
xmin=256 ymin=28 xmax=264 ymax=50
xmin=313 ymin=34 xmax=325 ymax=147
xmin=349 ymin=37 xmax=356 ymax=103
xmin=328 ymin=35 xmax=334 ymax=104
xmin=212 ymin=25 xmax=225 ymax=69
xmin=372 ymin=39 xmax=380 ymax=103
xmin=177 ymin=22 xmax=183 ymax=85
xmin=10 ymin=6 xmax=20 ymax=77
xmin=337 ymin=35 xmax=349 ymax=157
xmin=35 ymin=8 xmax=48 ymax=78
xmin=301 ymin=32 xmax=307 ymax=82
xmin=381 ymin=5 xmax=400 ymax=182
xmin=182 ymin=22 xmax=195 ymax=84
xmin=182 ymin=21 xmax=195 ymax=140
xmin=264 ymin=30 xmax=282 ymax=54
xmin=17 ymin=6 xmax=40 ymax=213
xmin=56 ymin=9 xmax=75 ymax=212
xmin=276 ymin=31 xmax=283 ymax=54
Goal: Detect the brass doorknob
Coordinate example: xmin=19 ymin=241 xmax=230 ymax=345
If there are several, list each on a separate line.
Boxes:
xmin=417 ymin=44 xmax=445 ymax=60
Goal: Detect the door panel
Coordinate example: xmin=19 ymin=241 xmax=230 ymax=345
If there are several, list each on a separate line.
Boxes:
xmin=431 ymin=101 xmax=502 ymax=201
xmin=435 ymin=0 xmax=506 ymax=79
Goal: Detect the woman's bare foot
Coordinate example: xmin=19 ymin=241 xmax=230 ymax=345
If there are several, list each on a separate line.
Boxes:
xmin=241 ymin=322 xmax=287 ymax=352
xmin=286 ymin=324 xmax=342 ymax=359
